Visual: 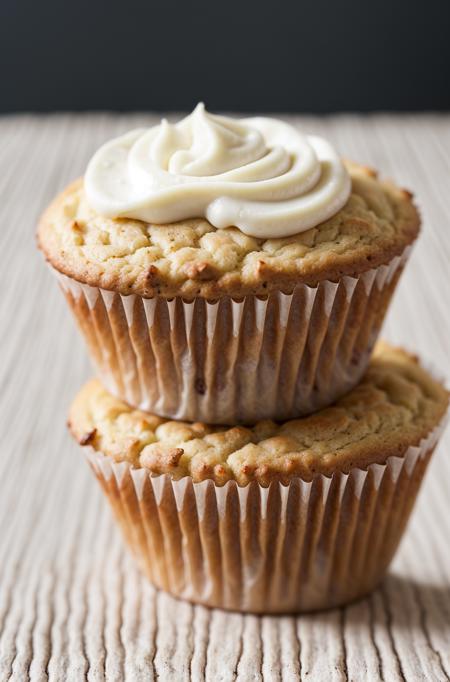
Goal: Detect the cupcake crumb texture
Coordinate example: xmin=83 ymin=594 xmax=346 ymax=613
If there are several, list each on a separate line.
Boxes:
xmin=39 ymin=162 xmax=419 ymax=299
xmin=69 ymin=343 xmax=448 ymax=486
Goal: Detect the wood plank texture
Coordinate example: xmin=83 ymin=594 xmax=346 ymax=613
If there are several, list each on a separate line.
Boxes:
xmin=0 ymin=113 xmax=449 ymax=681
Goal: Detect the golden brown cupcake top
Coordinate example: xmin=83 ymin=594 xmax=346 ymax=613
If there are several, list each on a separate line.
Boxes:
xmin=69 ymin=343 xmax=448 ymax=486
xmin=38 ymin=162 xmax=419 ymax=299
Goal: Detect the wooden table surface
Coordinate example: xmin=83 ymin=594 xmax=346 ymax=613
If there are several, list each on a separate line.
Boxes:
xmin=0 ymin=113 xmax=449 ymax=681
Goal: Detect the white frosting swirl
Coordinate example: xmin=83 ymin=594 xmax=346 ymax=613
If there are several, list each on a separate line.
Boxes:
xmin=85 ymin=103 xmax=351 ymax=239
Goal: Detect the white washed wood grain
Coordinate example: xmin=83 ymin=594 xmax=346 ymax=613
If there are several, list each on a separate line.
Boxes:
xmin=0 ymin=113 xmax=449 ymax=682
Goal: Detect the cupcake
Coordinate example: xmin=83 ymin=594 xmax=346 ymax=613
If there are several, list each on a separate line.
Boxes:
xmin=69 ymin=343 xmax=448 ymax=613
xmin=39 ymin=105 xmax=419 ymax=424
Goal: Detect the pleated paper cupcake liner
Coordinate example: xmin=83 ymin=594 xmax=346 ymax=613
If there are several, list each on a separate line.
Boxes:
xmin=55 ymin=246 xmax=410 ymax=424
xmin=83 ymin=411 xmax=446 ymax=614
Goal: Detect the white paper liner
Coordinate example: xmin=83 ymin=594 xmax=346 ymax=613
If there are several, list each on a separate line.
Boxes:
xmin=83 ymin=410 xmax=447 ymax=614
xmin=56 ymin=246 xmax=410 ymax=424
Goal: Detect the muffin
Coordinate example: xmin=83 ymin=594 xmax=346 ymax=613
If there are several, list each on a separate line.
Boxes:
xmin=39 ymin=105 xmax=419 ymax=423
xmin=69 ymin=343 xmax=448 ymax=613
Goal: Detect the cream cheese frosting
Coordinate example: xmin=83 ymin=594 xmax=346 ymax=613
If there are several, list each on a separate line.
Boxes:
xmin=85 ymin=103 xmax=351 ymax=239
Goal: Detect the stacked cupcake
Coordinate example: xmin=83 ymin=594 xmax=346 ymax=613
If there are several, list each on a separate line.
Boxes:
xmin=38 ymin=106 xmax=448 ymax=613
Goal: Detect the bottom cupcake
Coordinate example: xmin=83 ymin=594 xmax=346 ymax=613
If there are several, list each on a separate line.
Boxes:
xmin=69 ymin=343 xmax=448 ymax=613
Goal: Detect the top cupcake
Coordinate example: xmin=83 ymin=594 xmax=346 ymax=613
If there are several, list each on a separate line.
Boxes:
xmin=38 ymin=105 xmax=419 ymax=299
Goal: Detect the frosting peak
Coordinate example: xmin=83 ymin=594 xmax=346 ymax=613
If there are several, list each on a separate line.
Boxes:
xmin=154 ymin=104 xmax=269 ymax=177
xmin=85 ymin=104 xmax=351 ymax=239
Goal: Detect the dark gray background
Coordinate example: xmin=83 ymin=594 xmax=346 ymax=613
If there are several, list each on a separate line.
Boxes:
xmin=1 ymin=0 xmax=450 ymax=113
